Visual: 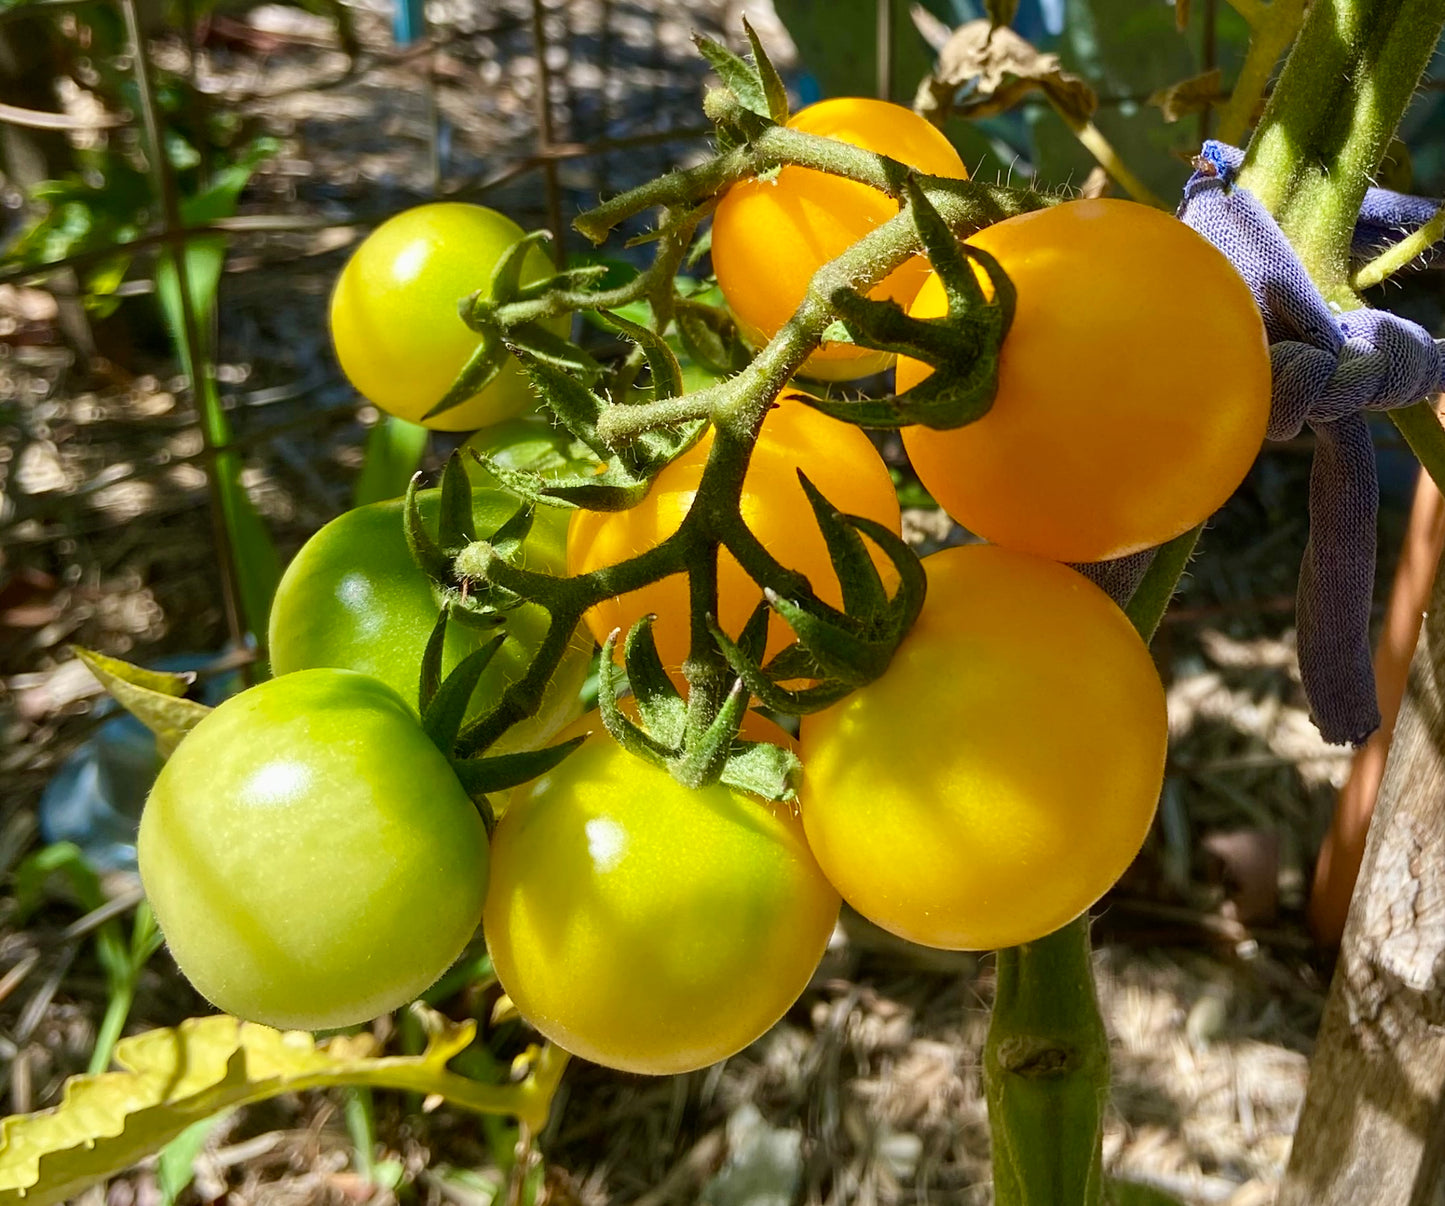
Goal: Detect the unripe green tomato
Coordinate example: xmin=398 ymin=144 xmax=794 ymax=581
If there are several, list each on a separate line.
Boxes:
xmin=329 ymin=203 xmax=564 ymax=432
xmin=139 ymin=669 xmax=488 ymax=1030
xmin=268 ymin=487 xmax=590 ymax=755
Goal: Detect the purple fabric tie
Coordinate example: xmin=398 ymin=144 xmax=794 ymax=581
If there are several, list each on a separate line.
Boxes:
xmin=1170 ymin=141 xmax=1445 ymax=746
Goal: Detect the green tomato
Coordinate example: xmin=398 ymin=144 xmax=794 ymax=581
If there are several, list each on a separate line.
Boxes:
xmin=268 ymin=487 xmax=589 ymax=755
xmin=483 ymin=714 xmax=840 ymax=1075
xmin=139 ymin=669 xmax=488 ymax=1030
xmin=329 ymin=203 xmax=563 ymax=432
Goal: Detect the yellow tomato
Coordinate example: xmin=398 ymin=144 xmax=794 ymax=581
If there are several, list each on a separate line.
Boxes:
xmin=329 ymin=203 xmax=562 ymax=432
xmin=483 ymin=713 xmax=839 ymax=1074
xmin=566 ymin=394 xmax=902 ymax=672
xmin=712 ymin=97 xmax=967 ymax=381
xmin=896 ymin=199 xmax=1271 ymax=562
xmin=800 ymin=544 xmax=1167 ymax=951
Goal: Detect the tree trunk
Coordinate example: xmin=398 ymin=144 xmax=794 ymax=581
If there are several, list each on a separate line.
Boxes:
xmin=1280 ymin=532 xmax=1445 ymax=1205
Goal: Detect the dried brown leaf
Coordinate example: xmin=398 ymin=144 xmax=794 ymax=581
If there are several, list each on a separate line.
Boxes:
xmin=1148 ymin=68 xmax=1224 ymax=124
xmin=914 ymin=20 xmax=1097 ymax=127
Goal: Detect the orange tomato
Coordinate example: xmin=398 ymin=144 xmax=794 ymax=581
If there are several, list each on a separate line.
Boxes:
xmin=896 ymin=199 xmax=1271 ymax=562
xmin=566 ymin=395 xmax=902 ymax=672
xmin=712 ymin=97 xmax=967 ymax=381
xmin=800 ymin=544 xmax=1167 ymax=951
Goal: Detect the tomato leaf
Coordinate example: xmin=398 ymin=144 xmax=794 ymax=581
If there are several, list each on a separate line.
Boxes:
xmin=796 ymin=473 xmax=890 ymax=618
xmin=599 ymin=311 xmax=684 ymax=401
xmin=621 ymin=617 xmax=688 ymax=747
xmin=720 ymin=739 xmax=802 ymax=805
xmin=675 ymin=306 xmax=741 ymax=377
xmin=0 ymin=1008 xmax=552 ymax=1206
xmin=693 ymin=33 xmax=772 ymax=121
xmin=423 ymin=635 xmax=507 ymax=753
xmin=403 ymin=475 xmax=456 ymax=584
xmin=672 ymin=680 xmax=750 ymax=790
xmin=448 ymin=735 xmax=586 ymax=796
xmin=71 ymin=648 xmax=209 ymax=759
xmin=438 ymin=453 xmax=477 ymax=551
xmin=743 ymin=17 xmax=790 ymax=125
xmin=418 ymin=607 xmax=450 ymax=715
xmin=489 ymin=230 xmax=554 ymax=304
xmin=422 ymin=336 xmax=507 ymax=423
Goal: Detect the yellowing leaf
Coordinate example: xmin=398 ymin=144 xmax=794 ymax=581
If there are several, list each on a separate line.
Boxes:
xmin=71 ymin=647 xmax=211 ymax=758
xmin=0 ymin=1008 xmax=567 ymax=1206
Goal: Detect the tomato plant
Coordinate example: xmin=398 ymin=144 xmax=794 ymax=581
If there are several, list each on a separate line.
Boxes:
xmin=483 ymin=712 xmax=839 ymax=1075
xmin=566 ymin=394 xmax=903 ymax=671
xmin=711 ymin=97 xmax=967 ymax=381
xmin=268 ymin=485 xmax=591 ymax=754
xmin=799 ymin=543 xmax=1168 ymax=951
xmin=138 ymin=669 xmax=489 ymax=1031
xmin=329 ymin=203 xmax=563 ymax=432
xmin=896 ymin=199 xmax=1272 ymax=563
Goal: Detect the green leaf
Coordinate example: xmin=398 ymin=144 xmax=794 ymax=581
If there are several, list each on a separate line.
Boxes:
xmin=422 ymin=636 xmax=506 ymax=753
xmin=418 ymin=607 xmax=451 ymax=715
xmin=489 ymin=230 xmax=554 ymax=303
xmin=622 ymin=617 xmax=688 ymax=748
xmin=437 ymin=453 xmax=477 ymax=550
xmin=11 ymin=843 xmax=106 ymax=925
xmin=0 ymin=1008 xmax=555 ymax=1206
xmin=796 ymin=473 xmax=889 ymax=618
xmin=743 ymin=17 xmax=789 ymax=124
xmin=599 ymin=311 xmax=684 ymax=401
xmin=719 ymin=739 xmax=802 ymax=804
xmin=421 ymin=335 xmax=507 ymax=423
xmin=448 ymin=735 xmax=586 ymax=796
xmin=675 ymin=307 xmax=738 ymax=377
xmin=156 ymin=1113 xmax=230 ymax=1206
xmin=403 ymin=475 xmax=455 ymax=584
xmin=693 ymin=33 xmax=771 ymax=119
xmin=72 ymin=648 xmax=209 ymax=758
xmin=673 ymin=681 xmax=749 ymax=789
xmin=354 ymin=416 xmax=428 ymax=507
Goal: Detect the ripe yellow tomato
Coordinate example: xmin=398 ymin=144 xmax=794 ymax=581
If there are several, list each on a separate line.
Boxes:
xmin=566 ymin=395 xmax=902 ymax=672
xmin=799 ymin=544 xmax=1166 ymax=951
xmin=329 ymin=203 xmax=562 ymax=432
xmin=896 ymin=199 xmax=1270 ymax=563
xmin=483 ymin=713 xmax=839 ymax=1074
xmin=712 ymin=97 xmax=967 ymax=381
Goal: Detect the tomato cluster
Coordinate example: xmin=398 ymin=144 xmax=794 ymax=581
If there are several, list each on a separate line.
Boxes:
xmin=137 ymin=93 xmax=1270 ymax=1073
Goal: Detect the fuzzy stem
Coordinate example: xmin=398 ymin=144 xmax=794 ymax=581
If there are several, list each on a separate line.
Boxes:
xmin=1238 ymin=0 xmax=1445 ymax=303
xmin=1352 ymin=202 xmax=1445 ymax=289
xmin=1214 ymin=0 xmax=1305 ymax=147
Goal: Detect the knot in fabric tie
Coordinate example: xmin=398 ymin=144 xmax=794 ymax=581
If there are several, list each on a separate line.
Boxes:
xmin=1172 ymin=140 xmax=1445 ymax=746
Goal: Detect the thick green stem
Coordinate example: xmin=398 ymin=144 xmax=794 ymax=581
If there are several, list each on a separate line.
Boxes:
xmin=1215 ymin=0 xmax=1305 ymax=147
xmin=985 ymin=916 xmax=1110 ymax=1206
xmin=1239 ymin=0 xmax=1445 ymax=304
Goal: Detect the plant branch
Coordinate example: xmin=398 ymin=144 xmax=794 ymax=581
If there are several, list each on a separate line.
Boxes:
xmin=1215 ymin=0 xmax=1305 ymax=146
xmin=1352 ymin=202 xmax=1445 ymax=289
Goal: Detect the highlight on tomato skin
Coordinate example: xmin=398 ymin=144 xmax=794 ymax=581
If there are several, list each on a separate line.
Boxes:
xmin=896 ymin=198 xmax=1272 ymax=564
xmin=481 ymin=712 xmax=840 ymax=1076
xmin=798 ymin=542 xmax=1168 ymax=952
xmin=566 ymin=393 xmax=903 ymax=674
xmin=711 ymin=96 xmax=968 ymax=382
